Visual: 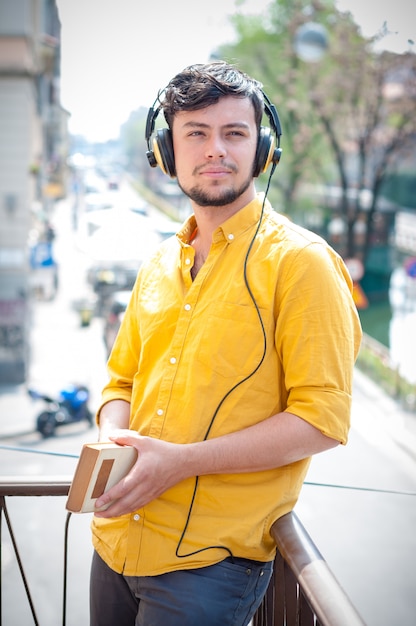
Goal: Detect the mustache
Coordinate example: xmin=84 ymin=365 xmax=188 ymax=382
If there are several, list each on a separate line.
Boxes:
xmin=193 ymin=162 xmax=238 ymax=175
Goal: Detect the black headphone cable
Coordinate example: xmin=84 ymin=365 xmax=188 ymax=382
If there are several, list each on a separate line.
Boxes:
xmin=175 ymin=163 xmax=277 ymax=560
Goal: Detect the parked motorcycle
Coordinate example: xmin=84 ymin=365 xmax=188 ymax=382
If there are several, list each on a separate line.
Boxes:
xmin=28 ymin=383 xmax=93 ymax=437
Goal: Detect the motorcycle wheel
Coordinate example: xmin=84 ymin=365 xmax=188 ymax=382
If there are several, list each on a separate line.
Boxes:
xmin=37 ymin=411 xmax=57 ymax=438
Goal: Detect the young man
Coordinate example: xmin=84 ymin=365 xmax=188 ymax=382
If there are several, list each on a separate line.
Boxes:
xmin=90 ymin=61 xmax=362 ymax=625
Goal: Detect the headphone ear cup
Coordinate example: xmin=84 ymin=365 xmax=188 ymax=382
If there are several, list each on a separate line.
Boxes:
xmin=253 ymin=127 xmax=275 ymax=177
xmin=153 ymin=128 xmax=176 ymax=178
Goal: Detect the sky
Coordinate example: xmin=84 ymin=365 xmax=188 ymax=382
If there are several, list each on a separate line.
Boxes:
xmin=56 ymin=0 xmax=415 ymax=142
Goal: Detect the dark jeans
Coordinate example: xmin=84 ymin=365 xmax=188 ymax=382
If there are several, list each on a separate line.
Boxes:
xmin=90 ymin=550 xmax=273 ymax=626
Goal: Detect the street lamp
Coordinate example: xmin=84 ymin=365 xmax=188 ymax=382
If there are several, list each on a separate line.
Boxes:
xmin=294 ymin=22 xmax=329 ymax=63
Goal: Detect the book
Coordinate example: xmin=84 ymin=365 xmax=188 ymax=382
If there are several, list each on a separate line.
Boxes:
xmin=66 ymin=442 xmax=138 ymax=513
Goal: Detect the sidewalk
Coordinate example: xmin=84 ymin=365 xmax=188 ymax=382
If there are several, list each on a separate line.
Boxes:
xmin=351 ymin=366 xmax=416 ymax=466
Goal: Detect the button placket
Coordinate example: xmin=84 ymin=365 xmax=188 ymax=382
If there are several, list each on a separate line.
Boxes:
xmin=150 ymin=293 xmax=196 ymax=434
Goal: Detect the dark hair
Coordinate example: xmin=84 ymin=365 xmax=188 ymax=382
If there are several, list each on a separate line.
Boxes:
xmin=161 ymin=61 xmax=265 ymax=130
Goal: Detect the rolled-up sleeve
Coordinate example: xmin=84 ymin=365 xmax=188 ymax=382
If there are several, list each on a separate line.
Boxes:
xmin=276 ymin=241 xmax=362 ymax=444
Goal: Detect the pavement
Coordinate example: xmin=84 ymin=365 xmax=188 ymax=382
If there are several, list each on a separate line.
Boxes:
xmin=351 ymin=366 xmax=416 ymax=467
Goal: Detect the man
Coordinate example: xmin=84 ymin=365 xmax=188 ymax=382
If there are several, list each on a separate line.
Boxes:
xmin=90 ymin=61 xmax=362 ymax=625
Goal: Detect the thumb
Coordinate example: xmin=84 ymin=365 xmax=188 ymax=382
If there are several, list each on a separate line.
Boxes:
xmin=109 ymin=429 xmax=141 ymax=448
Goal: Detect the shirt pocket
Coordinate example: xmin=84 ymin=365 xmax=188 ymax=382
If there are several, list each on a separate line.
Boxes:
xmin=196 ymin=301 xmax=268 ymax=379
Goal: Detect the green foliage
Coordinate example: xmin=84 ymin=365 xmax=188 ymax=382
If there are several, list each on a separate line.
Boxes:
xmin=120 ymin=0 xmax=416 ymax=282
xmin=216 ymin=0 xmax=365 ymax=214
xmin=120 ymin=108 xmax=149 ymax=173
xmin=356 ymin=342 xmax=416 ymax=411
xmin=216 ymin=0 xmax=416 ymax=271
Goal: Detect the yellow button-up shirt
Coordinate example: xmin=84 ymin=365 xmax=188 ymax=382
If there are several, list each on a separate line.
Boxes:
xmin=92 ymin=195 xmax=362 ymax=576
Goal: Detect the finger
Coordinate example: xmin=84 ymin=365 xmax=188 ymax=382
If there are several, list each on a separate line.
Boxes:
xmin=94 ymin=496 xmax=134 ymax=518
xmin=109 ymin=431 xmax=141 ymax=447
xmin=94 ymin=480 xmax=138 ymax=516
xmin=94 ymin=502 xmax=133 ymax=518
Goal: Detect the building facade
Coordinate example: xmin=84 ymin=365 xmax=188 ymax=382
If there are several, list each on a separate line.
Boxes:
xmin=0 ymin=0 xmax=68 ymax=382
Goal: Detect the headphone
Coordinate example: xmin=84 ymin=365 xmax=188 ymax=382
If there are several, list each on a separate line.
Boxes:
xmin=145 ymin=90 xmax=282 ymax=178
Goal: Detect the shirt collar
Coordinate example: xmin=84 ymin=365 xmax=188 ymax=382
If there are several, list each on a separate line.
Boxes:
xmin=176 ymin=193 xmax=271 ymax=246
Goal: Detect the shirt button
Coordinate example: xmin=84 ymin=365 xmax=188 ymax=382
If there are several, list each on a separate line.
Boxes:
xmin=170 ymin=357 xmax=177 ymax=364
xmin=157 ymin=409 xmax=163 ymax=416
xmin=185 ymin=258 xmax=191 ymax=265
xmin=184 ymin=303 xmax=191 ymax=311
xmin=227 ymin=233 xmax=234 ymax=241
xmin=133 ymin=514 xmax=140 ymax=521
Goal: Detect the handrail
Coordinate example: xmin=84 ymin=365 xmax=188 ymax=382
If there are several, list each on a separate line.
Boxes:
xmin=0 ymin=478 xmax=365 ymax=625
xmin=270 ymin=512 xmax=366 ymax=625
xmin=0 ymin=476 xmax=71 ymax=497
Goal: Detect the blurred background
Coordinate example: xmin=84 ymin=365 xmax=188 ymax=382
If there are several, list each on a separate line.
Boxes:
xmin=1 ymin=0 xmax=415 ymax=394
xmin=0 ymin=1 xmax=415 ymax=625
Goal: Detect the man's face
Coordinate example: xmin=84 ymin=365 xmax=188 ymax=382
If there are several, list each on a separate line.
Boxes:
xmin=171 ymin=96 xmax=258 ymax=209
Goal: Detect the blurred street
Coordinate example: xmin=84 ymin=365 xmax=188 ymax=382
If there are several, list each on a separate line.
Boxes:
xmin=0 ymin=179 xmax=416 ymax=625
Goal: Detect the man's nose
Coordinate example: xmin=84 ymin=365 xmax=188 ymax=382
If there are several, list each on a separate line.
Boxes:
xmin=205 ymin=134 xmax=226 ymax=159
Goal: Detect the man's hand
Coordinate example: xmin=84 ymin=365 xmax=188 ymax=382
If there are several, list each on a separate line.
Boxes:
xmin=94 ymin=430 xmax=188 ymax=518
xmin=94 ymin=411 xmax=338 ymax=518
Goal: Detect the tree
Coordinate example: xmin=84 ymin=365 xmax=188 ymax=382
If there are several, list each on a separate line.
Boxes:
xmin=218 ymin=0 xmax=338 ymax=213
xmin=217 ymin=0 xmax=416 ymax=280
xmin=307 ymin=24 xmax=416 ymax=264
xmin=120 ymin=108 xmax=149 ymax=178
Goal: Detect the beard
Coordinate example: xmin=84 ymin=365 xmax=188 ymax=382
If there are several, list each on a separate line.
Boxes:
xmin=177 ymin=168 xmax=253 ymax=207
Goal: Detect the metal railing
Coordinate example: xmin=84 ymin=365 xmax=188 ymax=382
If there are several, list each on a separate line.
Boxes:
xmin=254 ymin=513 xmax=365 ymax=625
xmin=0 ymin=477 xmax=72 ymax=626
xmin=0 ymin=477 xmax=365 ymax=626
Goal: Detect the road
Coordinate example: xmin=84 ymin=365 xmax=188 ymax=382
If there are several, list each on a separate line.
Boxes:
xmin=1 ymin=181 xmax=416 ymax=625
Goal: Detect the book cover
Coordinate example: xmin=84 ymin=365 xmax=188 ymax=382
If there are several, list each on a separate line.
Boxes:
xmin=66 ymin=442 xmax=138 ymax=513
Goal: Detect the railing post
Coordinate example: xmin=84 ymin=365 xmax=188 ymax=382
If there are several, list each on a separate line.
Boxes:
xmin=0 ymin=495 xmax=40 ymax=626
xmin=0 ymin=476 xmax=71 ymax=626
